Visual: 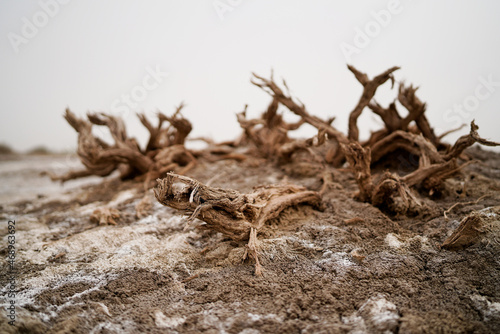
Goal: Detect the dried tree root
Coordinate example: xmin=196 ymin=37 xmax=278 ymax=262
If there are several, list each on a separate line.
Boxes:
xmin=347 ymin=65 xmax=399 ymax=141
xmin=442 ymin=120 xmax=500 ymax=160
xmin=341 ymin=141 xmax=419 ymax=213
xmin=342 ymin=120 xmax=499 ymax=214
xmin=235 ymin=96 xmax=323 ymax=166
xmin=397 ymin=83 xmax=438 ymax=145
xmin=49 ymin=107 xmax=198 ymax=220
xmin=154 ymin=172 xmax=322 ymax=275
xmin=56 ymin=66 xmax=500 ymax=222
xmin=251 ymin=72 xmax=350 ymax=166
xmin=138 ymin=103 xmax=192 ymax=151
xmin=52 ymin=108 xmax=196 ymax=186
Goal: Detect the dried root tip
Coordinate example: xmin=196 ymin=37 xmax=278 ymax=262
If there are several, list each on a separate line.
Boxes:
xmin=243 ymin=228 xmax=263 ymax=276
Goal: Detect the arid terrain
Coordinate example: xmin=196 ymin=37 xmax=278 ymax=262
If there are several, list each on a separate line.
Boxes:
xmin=1 ymin=147 xmax=499 ymax=334
xmin=2 ymin=67 xmax=500 ymax=333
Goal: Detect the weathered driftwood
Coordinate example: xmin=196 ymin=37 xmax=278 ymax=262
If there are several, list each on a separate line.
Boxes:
xmin=155 ymin=172 xmax=322 ymax=275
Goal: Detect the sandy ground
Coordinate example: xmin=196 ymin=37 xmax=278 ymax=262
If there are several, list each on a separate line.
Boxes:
xmin=1 ymin=149 xmax=500 ymax=333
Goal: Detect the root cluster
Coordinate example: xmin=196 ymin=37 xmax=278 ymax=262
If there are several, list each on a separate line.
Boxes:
xmin=50 ymin=104 xmax=196 ymax=188
xmin=53 ymin=65 xmax=499 ymax=272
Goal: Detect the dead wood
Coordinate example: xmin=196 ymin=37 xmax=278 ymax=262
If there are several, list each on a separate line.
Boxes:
xmin=341 ymin=142 xmax=374 ymax=202
xmin=347 ymin=65 xmax=400 ymax=141
xmin=251 ymin=72 xmax=349 ymax=166
xmin=343 ymin=119 xmax=499 ymax=213
xmin=251 ymin=73 xmax=348 ymax=146
xmin=368 ymin=101 xmax=402 ymax=133
xmin=442 ymin=120 xmax=500 ymax=161
xmin=55 ymin=66 xmax=499 ymax=220
xmin=154 ymin=172 xmax=322 ymax=274
xmin=236 ymin=98 xmax=304 ymax=160
xmin=397 ymin=83 xmax=438 ymax=146
xmin=341 ymin=141 xmax=419 ymax=213
xmin=370 ymin=130 xmax=443 ymax=166
xmin=51 ymin=108 xmax=196 ymax=186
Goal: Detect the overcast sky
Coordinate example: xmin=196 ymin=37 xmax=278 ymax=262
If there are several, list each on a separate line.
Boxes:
xmin=1 ymin=0 xmax=499 ymax=152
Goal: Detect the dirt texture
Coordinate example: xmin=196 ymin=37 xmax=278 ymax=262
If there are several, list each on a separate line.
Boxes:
xmin=1 ymin=146 xmax=500 ymax=334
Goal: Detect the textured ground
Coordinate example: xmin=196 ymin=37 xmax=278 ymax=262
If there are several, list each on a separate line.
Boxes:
xmin=1 ymin=149 xmax=499 ymax=333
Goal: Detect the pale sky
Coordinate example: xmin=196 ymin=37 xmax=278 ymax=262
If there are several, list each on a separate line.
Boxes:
xmin=1 ymin=0 xmax=499 ymax=152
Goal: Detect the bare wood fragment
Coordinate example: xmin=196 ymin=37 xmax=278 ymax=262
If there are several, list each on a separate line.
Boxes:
xmin=368 ymin=100 xmax=402 ymax=132
xmin=342 ymin=142 xmax=374 ymax=202
xmin=52 ymin=108 xmax=196 ymax=186
xmin=441 ymin=213 xmax=485 ymax=250
xmin=236 ymin=98 xmax=304 ymax=160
